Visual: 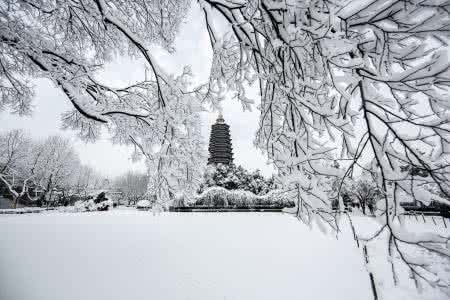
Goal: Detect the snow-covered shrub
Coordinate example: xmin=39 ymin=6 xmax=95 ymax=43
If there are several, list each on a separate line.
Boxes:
xmin=199 ymin=164 xmax=275 ymax=196
xmin=94 ymin=192 xmax=108 ymax=204
xmin=136 ymin=200 xmax=151 ymax=210
xmin=96 ymin=199 xmax=113 ymax=211
xmin=190 ymin=187 xmax=294 ymax=208
xmin=74 ymin=192 xmax=114 ymax=212
xmin=258 ymin=190 xmax=289 ymax=207
xmin=74 ymin=199 xmax=95 ymax=212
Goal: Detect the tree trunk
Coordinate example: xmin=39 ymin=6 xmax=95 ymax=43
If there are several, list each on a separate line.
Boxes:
xmin=359 ymin=198 xmax=366 ymax=215
xmin=12 ymin=195 xmax=18 ymax=209
xmin=296 ymin=184 xmax=301 ymax=217
xmin=46 ymin=175 xmax=53 ymax=209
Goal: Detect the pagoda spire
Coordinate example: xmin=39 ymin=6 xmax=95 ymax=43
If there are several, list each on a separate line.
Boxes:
xmin=217 ymin=112 xmax=225 ymax=123
xmin=207 ymin=113 xmax=234 ymax=165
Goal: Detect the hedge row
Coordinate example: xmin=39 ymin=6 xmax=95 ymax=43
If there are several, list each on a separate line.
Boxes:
xmin=189 ymin=187 xmax=295 ymax=208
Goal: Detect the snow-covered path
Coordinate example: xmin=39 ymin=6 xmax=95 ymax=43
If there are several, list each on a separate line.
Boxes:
xmin=0 ymin=211 xmax=372 ymax=300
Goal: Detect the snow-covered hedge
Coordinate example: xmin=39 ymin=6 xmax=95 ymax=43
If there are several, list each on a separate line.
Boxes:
xmin=199 ymin=164 xmax=276 ymax=195
xmin=190 ymin=187 xmax=294 ymax=208
xmin=136 ymin=200 xmax=151 ymax=210
xmin=74 ymin=199 xmax=114 ymax=212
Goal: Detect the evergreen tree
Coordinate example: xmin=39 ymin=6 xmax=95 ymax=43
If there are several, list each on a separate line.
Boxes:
xmin=200 ymin=164 xmax=275 ymax=195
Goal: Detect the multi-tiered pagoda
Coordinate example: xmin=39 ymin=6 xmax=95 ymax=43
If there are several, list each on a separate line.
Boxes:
xmin=208 ymin=114 xmax=234 ymax=165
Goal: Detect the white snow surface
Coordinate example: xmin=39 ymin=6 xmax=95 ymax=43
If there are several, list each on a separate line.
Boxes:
xmin=0 ymin=209 xmax=447 ymax=300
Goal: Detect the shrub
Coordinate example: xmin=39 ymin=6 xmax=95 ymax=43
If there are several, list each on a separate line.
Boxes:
xmin=136 ymin=200 xmax=151 ymax=210
xmin=199 ymin=164 xmax=276 ymax=196
xmin=74 ymin=192 xmax=113 ymax=212
xmin=96 ymin=199 xmax=113 ymax=211
xmin=189 ymin=187 xmax=294 ymax=208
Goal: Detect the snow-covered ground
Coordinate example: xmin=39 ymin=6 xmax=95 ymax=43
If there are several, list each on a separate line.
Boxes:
xmin=0 ymin=209 xmax=447 ymax=300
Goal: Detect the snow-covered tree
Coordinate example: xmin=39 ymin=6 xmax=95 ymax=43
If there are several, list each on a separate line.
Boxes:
xmin=1 ymin=0 xmax=207 ymax=207
xmin=201 ymin=163 xmax=275 ymax=195
xmin=0 ymin=130 xmax=95 ymax=207
xmin=114 ymin=171 xmax=148 ymax=205
xmin=200 ymin=0 xmax=450 ymax=294
xmin=0 ymin=129 xmax=33 ymax=208
xmin=350 ymin=172 xmax=382 ymax=215
xmin=30 ymin=135 xmax=80 ymax=205
xmin=72 ymin=165 xmax=103 ymax=197
xmin=3 ymin=0 xmax=450 ymax=294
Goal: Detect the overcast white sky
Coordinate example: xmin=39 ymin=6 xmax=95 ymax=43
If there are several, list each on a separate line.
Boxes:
xmin=0 ymin=4 xmax=274 ymax=179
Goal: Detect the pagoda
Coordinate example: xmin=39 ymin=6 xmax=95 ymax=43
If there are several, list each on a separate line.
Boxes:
xmin=208 ymin=113 xmax=234 ymax=165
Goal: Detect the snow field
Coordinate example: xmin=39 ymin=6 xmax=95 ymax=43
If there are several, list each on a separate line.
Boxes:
xmin=0 ymin=210 xmax=447 ymax=300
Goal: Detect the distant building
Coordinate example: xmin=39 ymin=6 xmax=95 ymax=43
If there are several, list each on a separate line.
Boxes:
xmin=207 ymin=113 xmax=234 ymax=165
